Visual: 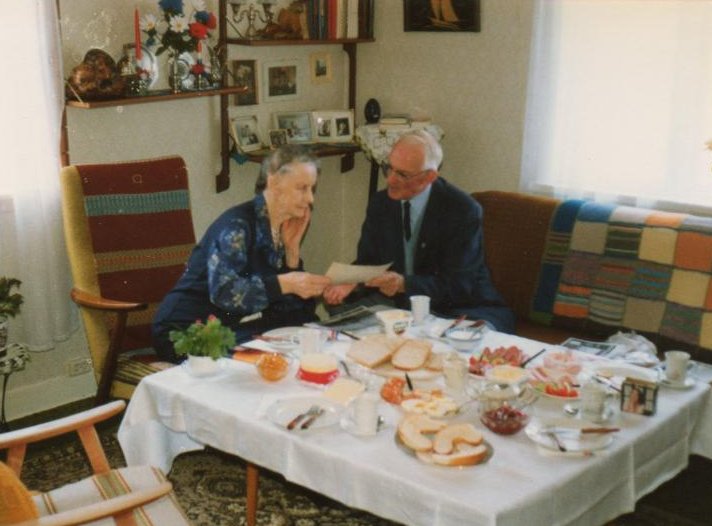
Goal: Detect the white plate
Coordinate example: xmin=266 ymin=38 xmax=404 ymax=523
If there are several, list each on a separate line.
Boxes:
xmin=340 ymin=415 xmax=378 ymax=437
xmin=587 ymin=362 xmax=659 ymax=384
xmin=262 ymin=326 xmax=302 ymax=350
xmin=265 ymin=396 xmax=342 ymax=431
xmin=525 ymin=417 xmax=613 ymax=452
xmin=660 ymin=376 xmax=695 ymax=390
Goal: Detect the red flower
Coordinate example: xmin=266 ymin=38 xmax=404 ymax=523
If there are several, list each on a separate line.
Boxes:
xmin=189 ymin=22 xmax=208 ymax=40
xmin=191 ymin=62 xmax=206 ymax=75
xmin=205 ymin=12 xmax=217 ymax=29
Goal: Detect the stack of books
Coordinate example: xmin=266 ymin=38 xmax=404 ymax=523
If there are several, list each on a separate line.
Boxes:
xmin=301 ymin=0 xmax=374 ymax=40
xmin=378 ymin=114 xmax=431 ymax=132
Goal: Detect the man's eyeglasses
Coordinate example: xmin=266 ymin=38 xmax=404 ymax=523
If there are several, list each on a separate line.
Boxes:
xmin=380 ymin=162 xmax=427 ymax=181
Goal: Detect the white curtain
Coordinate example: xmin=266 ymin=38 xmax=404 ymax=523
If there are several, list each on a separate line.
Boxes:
xmin=521 ymin=0 xmax=712 ymax=214
xmin=0 ymin=1 xmax=76 ymax=351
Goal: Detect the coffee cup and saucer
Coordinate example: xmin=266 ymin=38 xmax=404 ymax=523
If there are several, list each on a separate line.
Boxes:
xmin=659 ymin=351 xmax=696 ymax=390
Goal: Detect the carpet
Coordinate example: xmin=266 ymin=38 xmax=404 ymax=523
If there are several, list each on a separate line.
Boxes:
xmin=16 ymin=419 xmax=711 ymax=526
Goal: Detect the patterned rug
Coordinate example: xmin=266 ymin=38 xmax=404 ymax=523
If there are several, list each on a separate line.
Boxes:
xmin=17 ymin=419 xmax=710 ymax=526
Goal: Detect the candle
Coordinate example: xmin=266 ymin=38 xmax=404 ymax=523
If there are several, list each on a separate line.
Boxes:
xmin=134 ymin=7 xmax=143 ymax=61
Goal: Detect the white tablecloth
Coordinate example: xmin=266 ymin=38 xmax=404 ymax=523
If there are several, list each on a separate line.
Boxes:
xmin=118 ymin=331 xmax=712 ymax=526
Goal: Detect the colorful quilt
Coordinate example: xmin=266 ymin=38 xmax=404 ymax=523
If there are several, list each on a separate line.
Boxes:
xmin=531 ymin=200 xmax=712 ymax=354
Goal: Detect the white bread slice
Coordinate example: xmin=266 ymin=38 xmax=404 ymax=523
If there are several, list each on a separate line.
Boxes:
xmin=346 ymin=335 xmax=402 ymax=369
xmin=418 ymin=443 xmax=488 ymax=467
xmin=391 ymin=339 xmax=433 ymax=370
xmin=424 ymin=352 xmax=444 ymax=371
xmin=397 ymin=414 xmax=447 ymax=452
xmin=432 ymin=423 xmax=483 ymax=455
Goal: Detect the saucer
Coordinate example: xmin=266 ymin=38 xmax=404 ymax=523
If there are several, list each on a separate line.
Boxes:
xmin=563 ymin=402 xmax=614 ymax=422
xmin=660 ymin=377 xmax=695 ymax=390
xmin=340 ymin=415 xmax=379 ymax=437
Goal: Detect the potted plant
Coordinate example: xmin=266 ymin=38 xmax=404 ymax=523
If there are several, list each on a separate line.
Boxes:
xmin=169 ymin=315 xmax=236 ymax=376
xmin=0 ymin=278 xmax=23 ymax=348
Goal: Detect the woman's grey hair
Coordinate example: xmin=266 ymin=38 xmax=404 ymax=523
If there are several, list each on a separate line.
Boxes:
xmin=254 ymin=145 xmax=320 ymax=194
xmin=397 ymin=129 xmax=443 ymax=171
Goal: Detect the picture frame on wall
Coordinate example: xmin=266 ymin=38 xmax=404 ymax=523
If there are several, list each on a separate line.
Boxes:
xmin=273 ymin=112 xmax=312 ymax=143
xmin=230 ymin=115 xmax=263 ymax=152
xmin=309 ymin=52 xmax=332 ymax=84
xmin=232 ymin=60 xmax=258 ymax=106
xmin=403 ymin=0 xmax=480 ymax=33
xmin=269 ymin=129 xmax=289 ymax=149
xmin=311 ymin=110 xmax=354 ymax=143
xmin=263 ymin=60 xmax=300 ymax=102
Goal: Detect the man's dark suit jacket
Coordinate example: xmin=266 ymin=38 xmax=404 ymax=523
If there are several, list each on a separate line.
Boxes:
xmin=354 ymin=177 xmax=515 ymax=333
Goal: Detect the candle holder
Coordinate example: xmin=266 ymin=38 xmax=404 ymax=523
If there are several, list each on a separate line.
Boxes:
xmin=228 ymin=0 xmax=275 ymax=39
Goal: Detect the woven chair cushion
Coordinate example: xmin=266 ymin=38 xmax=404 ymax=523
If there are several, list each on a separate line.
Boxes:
xmin=33 ymin=465 xmax=191 ymax=525
xmin=0 ymin=461 xmax=39 ymax=523
xmin=75 ymin=157 xmax=195 ymax=351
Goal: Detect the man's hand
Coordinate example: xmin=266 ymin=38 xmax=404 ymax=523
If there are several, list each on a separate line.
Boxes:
xmin=366 ymin=271 xmax=405 ymax=297
xmin=323 ymin=283 xmax=357 ymax=305
xmin=278 ymin=272 xmax=331 ymax=299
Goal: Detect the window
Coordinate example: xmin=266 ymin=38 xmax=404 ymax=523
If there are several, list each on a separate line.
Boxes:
xmin=521 ymin=0 xmax=712 ymax=213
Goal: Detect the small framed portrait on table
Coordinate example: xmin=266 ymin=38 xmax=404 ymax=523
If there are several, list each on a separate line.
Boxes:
xmin=229 ymin=115 xmax=263 ymax=152
xmin=269 ymin=129 xmax=289 ymax=149
xmin=311 ymin=110 xmax=354 ymax=143
xmin=273 ymin=111 xmax=312 ymax=144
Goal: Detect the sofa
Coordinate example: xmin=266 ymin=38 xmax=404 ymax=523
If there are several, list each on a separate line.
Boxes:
xmin=474 ymin=191 xmax=712 ymax=365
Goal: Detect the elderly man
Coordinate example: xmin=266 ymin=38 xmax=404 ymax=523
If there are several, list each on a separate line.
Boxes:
xmin=324 ymin=130 xmax=514 ymax=333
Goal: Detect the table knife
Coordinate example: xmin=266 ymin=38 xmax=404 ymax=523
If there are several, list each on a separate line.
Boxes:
xmin=544 ymin=426 xmax=619 ymax=435
xmin=300 ymin=408 xmax=325 ymax=430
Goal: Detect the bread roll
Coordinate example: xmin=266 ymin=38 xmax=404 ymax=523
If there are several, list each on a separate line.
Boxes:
xmin=391 ymin=339 xmax=432 ymax=370
xmin=432 ymin=423 xmax=483 ymax=455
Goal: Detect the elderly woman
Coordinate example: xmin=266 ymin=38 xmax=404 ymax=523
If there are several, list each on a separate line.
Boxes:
xmin=153 ymin=145 xmax=331 ymax=363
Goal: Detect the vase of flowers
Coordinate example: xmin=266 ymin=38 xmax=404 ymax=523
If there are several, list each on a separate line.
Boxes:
xmin=169 ymin=315 xmax=236 ymax=376
xmin=0 ymin=278 xmax=23 ymax=348
xmin=149 ymin=0 xmax=217 ymax=92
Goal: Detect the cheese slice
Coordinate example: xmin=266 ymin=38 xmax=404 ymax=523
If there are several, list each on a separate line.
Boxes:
xmin=323 ymin=378 xmax=365 ymax=404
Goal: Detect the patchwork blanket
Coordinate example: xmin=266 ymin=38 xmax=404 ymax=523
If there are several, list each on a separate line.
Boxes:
xmin=531 ymin=200 xmax=712 ymax=354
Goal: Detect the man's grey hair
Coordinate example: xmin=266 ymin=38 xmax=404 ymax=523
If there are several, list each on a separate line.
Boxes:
xmin=255 ymin=144 xmax=320 ymax=194
xmin=396 ymin=129 xmax=443 ymax=172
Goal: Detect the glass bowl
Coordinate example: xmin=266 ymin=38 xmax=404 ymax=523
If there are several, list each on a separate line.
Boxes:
xmin=256 ymin=352 xmax=292 ymax=382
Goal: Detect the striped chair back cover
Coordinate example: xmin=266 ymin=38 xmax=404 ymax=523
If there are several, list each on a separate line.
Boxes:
xmin=74 ymin=156 xmax=195 ymax=351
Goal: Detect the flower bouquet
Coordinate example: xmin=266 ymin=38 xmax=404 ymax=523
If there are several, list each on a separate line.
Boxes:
xmin=169 ymin=314 xmax=236 ymax=360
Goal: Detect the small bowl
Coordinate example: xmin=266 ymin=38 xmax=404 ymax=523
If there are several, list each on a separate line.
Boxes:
xmin=479 ymin=404 xmax=530 ymax=435
xmin=256 ymin=352 xmax=292 ymax=382
xmin=485 ymin=365 xmax=530 ymax=385
xmin=444 ymin=326 xmax=483 ymax=352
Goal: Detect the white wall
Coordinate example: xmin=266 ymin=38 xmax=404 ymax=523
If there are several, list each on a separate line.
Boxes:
xmin=6 ymin=0 xmax=535 ymax=419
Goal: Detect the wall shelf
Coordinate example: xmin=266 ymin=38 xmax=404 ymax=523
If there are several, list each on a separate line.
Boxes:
xmin=225 ymin=38 xmax=374 ymax=46
xmin=65 ymin=86 xmax=248 ymax=109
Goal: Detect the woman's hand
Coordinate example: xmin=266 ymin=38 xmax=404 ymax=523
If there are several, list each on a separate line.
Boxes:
xmin=366 ymin=271 xmax=405 ymax=297
xmin=281 ymin=207 xmax=311 ymax=268
xmin=278 ymin=272 xmax=331 ymax=299
xmin=323 ymin=283 xmax=357 ymax=305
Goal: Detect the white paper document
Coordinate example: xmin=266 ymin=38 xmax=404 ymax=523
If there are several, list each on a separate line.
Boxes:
xmin=325 ymin=262 xmax=391 ymax=285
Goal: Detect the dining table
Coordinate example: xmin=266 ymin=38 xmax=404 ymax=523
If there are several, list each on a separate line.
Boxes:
xmin=117 ymin=323 xmax=712 ymax=526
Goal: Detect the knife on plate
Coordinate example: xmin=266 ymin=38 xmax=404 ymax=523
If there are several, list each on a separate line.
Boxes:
xmin=300 ymin=407 xmax=325 ymax=430
xmin=544 ymin=426 xmax=619 ymax=435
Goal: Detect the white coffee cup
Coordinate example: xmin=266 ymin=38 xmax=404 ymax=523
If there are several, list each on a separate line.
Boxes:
xmin=298 ymin=328 xmax=327 ymax=354
xmin=664 ymin=350 xmax=690 ymax=384
xmin=353 ymin=392 xmax=379 ymax=435
xmin=409 ymin=295 xmax=431 ymax=325
xmin=580 ymin=381 xmax=608 ymax=423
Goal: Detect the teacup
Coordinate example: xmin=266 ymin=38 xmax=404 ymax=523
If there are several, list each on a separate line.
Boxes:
xmin=298 ymin=328 xmax=328 ymax=354
xmin=579 ymin=381 xmax=610 ymax=423
xmin=409 ymin=295 xmax=430 ymax=325
xmin=664 ymin=350 xmax=690 ymax=385
xmin=348 ymin=392 xmax=380 ymax=435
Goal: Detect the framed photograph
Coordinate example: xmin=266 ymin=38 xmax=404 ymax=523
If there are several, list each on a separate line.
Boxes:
xmin=310 ymin=52 xmax=332 ymax=84
xmin=273 ymin=112 xmax=312 ymax=143
xmin=232 ymin=60 xmax=258 ymax=106
xmin=311 ymin=110 xmax=354 ymax=143
xmin=269 ymin=129 xmax=289 ymax=149
xmin=404 ymin=0 xmax=480 ymax=32
xmin=263 ymin=60 xmax=300 ymax=102
xmin=229 ymin=115 xmax=263 ymax=152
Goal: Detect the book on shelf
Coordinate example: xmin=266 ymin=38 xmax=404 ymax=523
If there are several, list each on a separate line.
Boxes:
xmin=301 ymin=0 xmax=373 ymax=40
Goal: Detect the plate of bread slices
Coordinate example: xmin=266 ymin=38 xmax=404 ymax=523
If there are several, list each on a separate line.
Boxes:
xmin=396 ymin=414 xmax=491 ymax=467
xmin=345 ymin=335 xmax=446 ymax=380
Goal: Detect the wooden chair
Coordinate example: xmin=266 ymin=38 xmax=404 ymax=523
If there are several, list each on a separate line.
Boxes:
xmin=60 ymin=157 xmax=196 ymax=404
xmin=0 ymin=401 xmax=192 ymax=525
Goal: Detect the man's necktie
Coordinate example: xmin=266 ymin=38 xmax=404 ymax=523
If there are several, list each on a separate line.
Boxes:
xmin=403 ymin=201 xmax=412 ymax=241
